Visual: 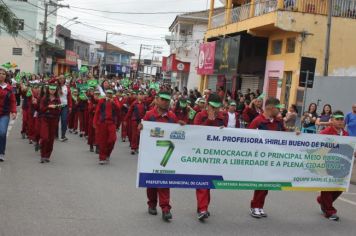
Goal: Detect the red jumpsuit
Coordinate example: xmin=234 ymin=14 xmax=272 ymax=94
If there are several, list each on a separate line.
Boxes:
xmin=87 ymin=98 xmax=98 ymax=147
xmin=124 ymin=100 xmax=146 ymax=151
xmin=21 ymin=92 xmax=30 ymax=136
xmin=174 ymin=107 xmax=190 ymax=124
xmin=317 ymin=126 xmax=348 ymax=217
xmin=248 ymin=114 xmax=285 ymax=208
xmin=120 ymin=97 xmax=129 ymax=141
xmin=242 ymin=106 xmax=262 ymax=126
xmin=193 ymin=110 xmax=227 ymax=213
xmin=93 ymin=98 xmax=122 ymax=161
xmin=78 ymin=98 xmax=88 ymax=135
xmin=68 ymin=97 xmax=79 ymax=132
xmin=39 ymin=97 xmax=61 ymax=160
xmin=143 ymin=107 xmax=178 ymax=212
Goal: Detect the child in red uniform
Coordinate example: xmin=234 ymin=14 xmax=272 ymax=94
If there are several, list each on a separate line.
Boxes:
xmin=124 ymin=91 xmax=146 ymax=155
xmin=248 ymin=97 xmax=285 ymax=218
xmin=193 ymin=93 xmax=227 ymax=221
xmin=317 ymin=110 xmax=356 ymax=221
xmin=139 ymin=90 xmax=178 ymax=222
xmin=173 ymin=98 xmax=190 ymax=124
xmin=68 ymin=89 xmax=79 ymax=134
xmin=120 ymin=93 xmax=129 ymax=142
xmin=87 ymin=89 xmax=100 ymax=152
xmin=39 ymin=85 xmax=61 ymax=163
xmin=29 ymin=84 xmax=41 ymax=152
xmin=93 ymin=90 xmax=122 ymax=165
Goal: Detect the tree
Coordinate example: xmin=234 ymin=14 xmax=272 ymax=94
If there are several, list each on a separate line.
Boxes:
xmin=0 ymin=3 xmax=18 ymax=36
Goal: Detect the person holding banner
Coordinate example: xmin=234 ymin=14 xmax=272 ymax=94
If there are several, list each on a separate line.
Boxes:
xmin=248 ymin=97 xmax=285 ymax=218
xmin=242 ymin=96 xmax=263 ymax=126
xmin=317 ymin=110 xmax=356 ymax=221
xmin=139 ymin=90 xmax=178 ymax=222
xmin=193 ymin=93 xmax=227 ymax=221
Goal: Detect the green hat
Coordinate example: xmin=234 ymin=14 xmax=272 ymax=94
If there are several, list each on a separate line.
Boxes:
xmin=195 ymin=98 xmax=206 ymax=104
xmin=94 ymin=90 xmax=101 ymax=95
xmin=257 ymin=93 xmax=266 ymax=100
xmin=106 ymin=89 xmax=114 ymax=94
xmin=275 ymin=104 xmax=285 ymax=109
xmin=158 ymin=91 xmax=171 ymax=100
xmin=229 ymin=100 xmax=237 ymax=106
xmin=207 ymin=93 xmax=222 ymax=108
xmin=179 ymin=98 xmax=187 ymax=108
xmin=333 ymin=114 xmax=344 ymax=119
xmin=88 ymin=87 xmax=94 ymax=91
xmin=49 ymin=85 xmax=57 ymax=90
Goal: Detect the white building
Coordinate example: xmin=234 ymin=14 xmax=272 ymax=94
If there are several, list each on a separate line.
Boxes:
xmin=165 ymin=9 xmax=223 ymax=91
xmin=0 ymin=0 xmax=58 ymax=73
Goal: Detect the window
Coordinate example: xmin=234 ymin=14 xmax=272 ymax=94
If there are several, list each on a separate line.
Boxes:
xmin=286 ymin=37 xmax=296 ymax=53
xmin=15 ymin=19 xmax=24 ymax=30
xmin=12 ymin=48 xmax=23 ymax=56
xmin=271 ymin=40 xmax=283 ymax=55
xmin=49 ymin=27 xmax=54 ymax=38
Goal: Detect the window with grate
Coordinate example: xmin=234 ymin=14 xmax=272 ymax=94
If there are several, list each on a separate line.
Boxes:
xmin=286 ymin=37 xmax=296 ymax=53
xmin=271 ymin=40 xmax=283 ymax=55
xmin=12 ymin=48 xmax=23 ymax=56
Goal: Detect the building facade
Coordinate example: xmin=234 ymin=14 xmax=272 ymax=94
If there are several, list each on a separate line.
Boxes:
xmin=0 ymin=0 xmax=58 ymax=73
xmin=164 ymin=9 xmax=224 ymax=91
xmin=202 ymin=0 xmax=356 ymax=109
xmin=95 ymin=41 xmax=134 ymax=77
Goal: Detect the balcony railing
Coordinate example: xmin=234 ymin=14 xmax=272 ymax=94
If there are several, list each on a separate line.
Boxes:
xmin=210 ymin=0 xmax=356 ymax=29
xmin=211 ymin=11 xmax=225 ymax=28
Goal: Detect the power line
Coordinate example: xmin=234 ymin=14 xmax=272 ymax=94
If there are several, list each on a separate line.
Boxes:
xmin=68 ymin=5 xmax=189 ymax=15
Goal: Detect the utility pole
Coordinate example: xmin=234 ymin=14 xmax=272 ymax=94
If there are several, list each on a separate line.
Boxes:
xmin=136 ymin=44 xmax=143 ymax=80
xmin=150 ymin=46 xmax=162 ymax=78
xmin=41 ymin=0 xmax=69 ymax=74
xmin=102 ymin=32 xmax=108 ymax=77
xmin=323 ymin=0 xmax=333 ymax=76
xmin=135 ymin=44 xmax=151 ymax=80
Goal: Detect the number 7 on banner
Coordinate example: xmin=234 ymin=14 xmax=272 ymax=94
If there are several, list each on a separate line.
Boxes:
xmin=156 ymin=140 xmax=175 ymax=167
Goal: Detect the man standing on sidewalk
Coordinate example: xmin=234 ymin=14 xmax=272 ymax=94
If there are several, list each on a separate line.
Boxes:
xmin=345 ymin=104 xmax=356 ymax=137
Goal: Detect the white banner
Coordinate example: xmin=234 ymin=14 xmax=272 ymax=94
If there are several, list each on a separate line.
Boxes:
xmin=137 ymin=121 xmax=356 ymax=191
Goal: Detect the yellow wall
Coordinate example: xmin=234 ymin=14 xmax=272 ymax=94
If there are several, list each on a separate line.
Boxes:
xmin=276 ymin=11 xmax=356 ymax=76
xmin=266 ymin=30 xmax=302 ymax=106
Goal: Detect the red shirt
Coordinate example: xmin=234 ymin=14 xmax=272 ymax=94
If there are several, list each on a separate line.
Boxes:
xmin=194 ymin=110 xmax=227 ymax=127
xmin=248 ymin=114 xmax=285 ymax=131
xmin=242 ymin=106 xmax=262 ymax=124
xmin=0 ymin=83 xmax=16 ymax=116
xmin=143 ymin=107 xmax=177 ymax=123
xmin=39 ymin=97 xmax=61 ymax=119
xmin=223 ymin=111 xmax=240 ymax=128
xmin=174 ymin=107 xmax=189 ymax=124
xmin=320 ymin=126 xmax=348 ymax=136
xmin=125 ymin=101 xmax=146 ymax=122
xmin=93 ymin=98 xmax=122 ymax=124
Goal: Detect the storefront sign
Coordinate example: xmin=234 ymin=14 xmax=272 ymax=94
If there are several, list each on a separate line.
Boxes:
xmin=197 ymin=42 xmax=216 ymax=75
xmin=214 ymin=36 xmax=240 ymax=74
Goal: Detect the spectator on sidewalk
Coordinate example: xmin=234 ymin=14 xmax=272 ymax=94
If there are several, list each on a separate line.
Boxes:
xmin=345 ymin=104 xmax=356 ymax=136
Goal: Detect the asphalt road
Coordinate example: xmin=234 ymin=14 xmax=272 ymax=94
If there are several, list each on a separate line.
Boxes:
xmin=0 ymin=117 xmax=356 ymax=236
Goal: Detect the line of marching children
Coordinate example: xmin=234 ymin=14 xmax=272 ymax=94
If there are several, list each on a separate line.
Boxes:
xmin=14 ymin=74 xmax=356 ymax=223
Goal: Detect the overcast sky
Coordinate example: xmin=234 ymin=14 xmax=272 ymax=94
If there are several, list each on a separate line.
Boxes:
xmin=58 ymin=0 xmax=223 ymax=59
